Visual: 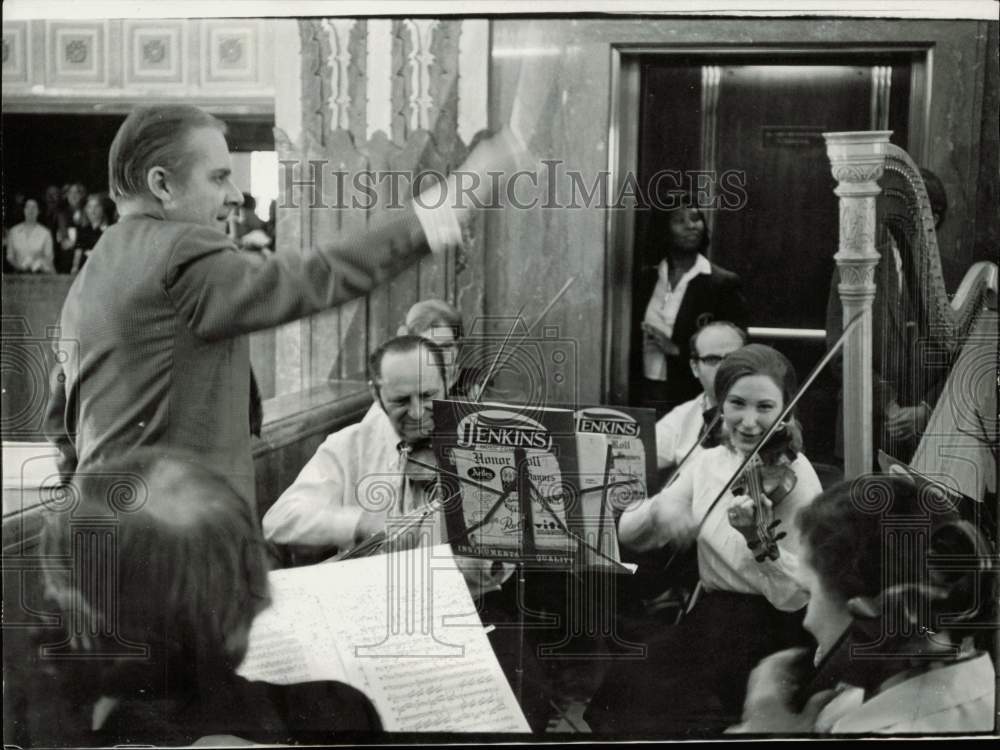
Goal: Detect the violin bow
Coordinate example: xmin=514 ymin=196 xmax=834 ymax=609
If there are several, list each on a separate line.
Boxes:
xmin=473 ymin=276 xmax=576 ymax=403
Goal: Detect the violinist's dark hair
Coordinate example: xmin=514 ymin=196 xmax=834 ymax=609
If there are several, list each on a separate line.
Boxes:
xmin=368 ymin=334 xmax=447 ymax=390
xmin=41 ymin=450 xmax=272 ymax=688
xmin=797 ymin=474 xmax=994 ymax=637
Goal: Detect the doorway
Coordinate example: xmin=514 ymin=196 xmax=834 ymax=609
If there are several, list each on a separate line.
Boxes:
xmin=605 ymin=47 xmax=929 ymax=465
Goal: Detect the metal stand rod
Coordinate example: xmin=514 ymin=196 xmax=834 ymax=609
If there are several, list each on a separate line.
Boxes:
xmin=515 ymin=559 xmax=526 ymax=707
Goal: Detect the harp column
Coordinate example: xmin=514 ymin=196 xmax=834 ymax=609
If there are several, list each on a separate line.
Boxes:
xmin=824 ymin=131 xmax=891 ymax=479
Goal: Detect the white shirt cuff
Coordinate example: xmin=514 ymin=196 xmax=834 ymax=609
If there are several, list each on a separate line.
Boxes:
xmin=413 ymin=176 xmax=463 ymax=254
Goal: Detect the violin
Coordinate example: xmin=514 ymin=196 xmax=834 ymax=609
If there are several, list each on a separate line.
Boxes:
xmin=338 ymin=441 xmax=444 ymax=561
xmin=730 ymin=422 xmax=800 ymax=562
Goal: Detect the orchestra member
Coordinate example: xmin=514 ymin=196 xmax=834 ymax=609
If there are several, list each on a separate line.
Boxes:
xmin=634 ymin=200 xmax=748 ymax=416
xmin=730 ymin=473 xmax=996 ymax=734
xmin=587 ymin=344 xmax=822 ymax=736
xmin=7 ymin=450 xmax=380 ymax=746
xmin=399 ymin=298 xmax=469 ymax=395
xmin=655 ymin=321 xmax=747 ymax=474
xmin=6 ymin=198 xmax=55 ymax=273
xmin=43 ymin=103 xmax=524 ymax=501
xmin=262 ymin=335 xmax=505 ymax=594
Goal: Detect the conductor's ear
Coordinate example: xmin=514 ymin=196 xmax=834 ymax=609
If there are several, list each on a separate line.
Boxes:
xmin=146 ymin=166 xmax=171 ymax=203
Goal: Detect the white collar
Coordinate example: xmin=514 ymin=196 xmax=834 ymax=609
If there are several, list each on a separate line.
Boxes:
xmin=658 ymin=254 xmax=712 ymax=288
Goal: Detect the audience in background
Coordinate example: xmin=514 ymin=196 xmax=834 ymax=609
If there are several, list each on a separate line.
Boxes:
xmin=231 ymin=192 xmax=272 ymax=252
xmin=4 ymin=181 xmax=120 ymax=274
xmin=73 ymin=193 xmax=115 ymax=273
xmin=6 ymin=198 xmax=55 ymax=273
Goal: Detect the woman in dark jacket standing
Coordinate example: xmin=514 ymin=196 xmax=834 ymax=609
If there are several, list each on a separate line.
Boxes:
xmin=633 ymin=201 xmax=748 ymax=416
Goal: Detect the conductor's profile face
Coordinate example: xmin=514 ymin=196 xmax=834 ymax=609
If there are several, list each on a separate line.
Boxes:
xmin=375 ymin=346 xmax=446 ymax=444
xmin=161 ymin=126 xmax=243 ymax=231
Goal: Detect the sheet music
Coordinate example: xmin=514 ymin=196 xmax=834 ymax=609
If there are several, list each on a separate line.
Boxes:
xmin=238 ymin=545 xmax=529 ymax=732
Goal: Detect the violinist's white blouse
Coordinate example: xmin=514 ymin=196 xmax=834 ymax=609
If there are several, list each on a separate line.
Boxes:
xmin=619 ymin=445 xmax=822 ymax=611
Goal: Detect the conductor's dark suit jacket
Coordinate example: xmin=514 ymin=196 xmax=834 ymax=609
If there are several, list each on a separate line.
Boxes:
xmin=45 ymin=208 xmax=432 ymax=503
xmin=632 ymin=261 xmax=749 ymax=408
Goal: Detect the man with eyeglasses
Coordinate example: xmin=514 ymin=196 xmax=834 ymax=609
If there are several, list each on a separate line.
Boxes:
xmin=654 ymin=321 xmax=747 ymax=474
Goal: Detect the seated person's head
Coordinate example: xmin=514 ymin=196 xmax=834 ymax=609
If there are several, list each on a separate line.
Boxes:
xmin=713 ymin=343 xmax=802 ymax=456
xmin=368 ymin=334 xmax=447 ymax=445
xmin=796 ymin=474 xmax=993 ymax=676
xmin=400 ymin=299 xmax=464 ymax=389
xmin=42 ymin=450 xmax=271 ymax=692
xmin=688 ymin=321 xmax=747 ymax=403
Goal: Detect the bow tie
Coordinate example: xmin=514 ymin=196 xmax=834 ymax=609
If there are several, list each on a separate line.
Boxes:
xmin=701 ymin=406 xmax=722 ymax=448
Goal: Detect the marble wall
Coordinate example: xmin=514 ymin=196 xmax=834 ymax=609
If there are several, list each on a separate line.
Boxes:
xmin=487 ymin=17 xmax=997 ymax=405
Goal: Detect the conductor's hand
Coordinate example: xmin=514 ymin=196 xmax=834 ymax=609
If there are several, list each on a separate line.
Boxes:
xmin=725 ymin=648 xmax=838 ymax=734
xmin=452 ymin=126 xmax=531 ymax=219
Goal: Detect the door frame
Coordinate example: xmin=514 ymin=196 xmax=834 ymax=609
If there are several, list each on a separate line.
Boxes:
xmin=603 ymin=43 xmax=932 ymax=405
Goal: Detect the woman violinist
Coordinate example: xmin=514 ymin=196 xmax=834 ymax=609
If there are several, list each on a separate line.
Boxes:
xmin=586 ymin=344 xmax=822 ymax=736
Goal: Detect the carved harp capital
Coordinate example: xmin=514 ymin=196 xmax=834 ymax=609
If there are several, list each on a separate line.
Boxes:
xmin=824 ymin=130 xmax=892 ymax=196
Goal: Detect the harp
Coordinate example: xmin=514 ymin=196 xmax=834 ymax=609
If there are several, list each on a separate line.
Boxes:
xmin=824 ymin=132 xmax=998 ymax=486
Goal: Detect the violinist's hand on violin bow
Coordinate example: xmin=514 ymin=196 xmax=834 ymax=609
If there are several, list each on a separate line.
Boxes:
xmin=725 ymin=648 xmax=838 ymax=734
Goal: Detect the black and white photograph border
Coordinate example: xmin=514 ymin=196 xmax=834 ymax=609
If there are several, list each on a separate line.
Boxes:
xmin=2 ymin=0 xmax=997 ymax=746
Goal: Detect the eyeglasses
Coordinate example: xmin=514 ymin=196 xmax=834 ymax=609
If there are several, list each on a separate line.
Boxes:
xmin=692 ymin=354 xmax=726 ymax=367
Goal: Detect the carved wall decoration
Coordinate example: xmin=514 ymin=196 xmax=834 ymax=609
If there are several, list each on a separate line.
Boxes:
xmin=46 ymin=21 xmax=107 ymax=86
xmin=320 ymin=19 xmax=355 ymax=132
xmin=2 ymin=21 xmax=29 ymax=84
xmin=201 ymin=20 xmax=258 ymax=85
xmin=403 ymin=19 xmax=438 ymax=133
xmin=124 ymin=21 xmax=184 ymax=84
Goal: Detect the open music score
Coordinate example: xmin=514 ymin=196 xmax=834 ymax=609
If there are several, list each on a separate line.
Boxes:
xmin=237 ymin=545 xmax=530 ymax=733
